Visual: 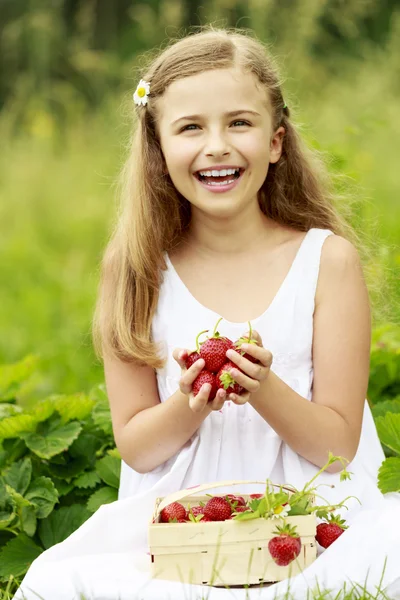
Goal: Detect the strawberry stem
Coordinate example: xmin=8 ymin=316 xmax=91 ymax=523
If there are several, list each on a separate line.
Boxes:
xmin=195 ymin=329 xmax=209 ymax=351
xmin=212 ymin=317 xmax=223 ymax=337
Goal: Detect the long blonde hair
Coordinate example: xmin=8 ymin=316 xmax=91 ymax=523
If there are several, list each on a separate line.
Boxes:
xmin=93 ymin=27 xmax=360 ymax=369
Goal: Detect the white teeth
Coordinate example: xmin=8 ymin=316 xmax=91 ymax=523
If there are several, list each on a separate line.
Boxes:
xmin=198 ymin=168 xmax=240 ymax=177
xmin=204 ymin=179 xmax=236 ymax=186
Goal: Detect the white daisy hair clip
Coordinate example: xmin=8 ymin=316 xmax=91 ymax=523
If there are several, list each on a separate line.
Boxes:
xmin=133 ymin=79 xmax=150 ymax=106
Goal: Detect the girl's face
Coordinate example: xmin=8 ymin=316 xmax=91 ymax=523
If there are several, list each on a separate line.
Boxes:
xmin=157 ymin=67 xmax=284 ymax=219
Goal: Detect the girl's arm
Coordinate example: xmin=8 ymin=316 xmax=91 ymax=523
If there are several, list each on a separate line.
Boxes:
xmin=230 ymin=235 xmax=371 ymax=472
xmin=104 ymin=354 xmax=213 ymax=473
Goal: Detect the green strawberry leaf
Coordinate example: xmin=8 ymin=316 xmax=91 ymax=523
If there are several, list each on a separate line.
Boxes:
xmin=0 ymin=480 xmax=16 ymax=530
xmin=54 ymin=393 xmax=95 ymax=424
xmin=21 ymin=421 xmax=82 ymax=459
xmin=372 ymin=399 xmax=400 ymax=419
xmin=233 ymin=509 xmax=260 ymax=521
xmin=51 ymin=478 xmax=75 ymax=497
xmin=90 ymin=384 xmax=113 ymax=437
xmin=0 ymin=356 xmax=38 ymax=402
xmin=0 ymin=404 xmax=22 ymax=419
xmin=38 ymin=504 xmax=91 ymax=549
xmin=87 ymin=486 xmax=118 ymax=513
xmin=377 ymin=457 xmax=400 ymax=494
xmin=0 ymin=414 xmax=37 ymax=440
xmin=2 ymin=457 xmax=32 ymax=496
xmin=95 ymin=455 xmax=120 ymax=489
xmin=375 ymin=413 xmax=400 ymax=456
xmin=47 ymin=455 xmax=88 ymax=479
xmin=0 ymin=533 xmax=43 ymax=580
xmin=74 ymin=471 xmax=101 ymax=489
xmin=25 ymin=476 xmax=59 ymax=518
xmin=20 ymin=504 xmax=37 ymax=537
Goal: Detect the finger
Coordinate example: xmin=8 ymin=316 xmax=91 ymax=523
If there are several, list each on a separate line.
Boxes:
xmin=189 ymin=384 xmax=210 ymax=412
xmin=173 ymin=348 xmax=188 ymax=369
xmin=179 ymin=358 xmax=205 ymax=395
xmin=210 ymin=389 xmax=226 ymax=411
xmin=241 ymin=330 xmax=263 ymax=345
xmin=227 ymin=347 xmax=272 ymax=374
xmin=228 ymin=368 xmax=261 ymax=393
xmin=229 ymin=392 xmax=250 ymax=405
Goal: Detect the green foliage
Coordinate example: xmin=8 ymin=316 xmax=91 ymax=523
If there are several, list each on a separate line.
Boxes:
xmin=0 ymin=363 xmax=120 ymax=587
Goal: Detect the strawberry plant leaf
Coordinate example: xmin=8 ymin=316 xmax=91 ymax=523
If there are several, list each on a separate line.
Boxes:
xmin=371 ymin=399 xmax=400 ymax=419
xmin=87 ymin=486 xmax=118 ymax=513
xmin=25 ymin=476 xmax=59 ymax=518
xmin=375 ymin=413 xmax=400 ymax=455
xmin=0 ymin=404 xmax=22 ymax=419
xmin=20 ymin=504 xmax=37 ymax=537
xmin=0 ymin=356 xmax=39 ymax=402
xmin=90 ymin=384 xmax=113 ymax=436
xmin=21 ymin=421 xmax=82 ymax=459
xmin=51 ymin=478 xmax=75 ymax=497
xmin=0 ymin=480 xmax=16 ymax=529
xmin=377 ymin=457 xmax=400 ymax=494
xmin=69 ymin=432 xmax=101 ymax=461
xmin=47 ymin=455 xmax=88 ymax=479
xmin=38 ymin=505 xmax=91 ymax=549
xmin=0 ymin=438 xmax=27 ymax=466
xmin=95 ymin=455 xmax=120 ymax=489
xmin=74 ymin=471 xmax=101 ymax=489
xmin=0 ymin=533 xmax=43 ymax=580
xmin=232 ymin=510 xmax=260 ymax=521
xmin=0 ymin=415 xmax=37 ymax=440
xmin=2 ymin=457 xmax=32 ymax=495
xmin=54 ymin=393 xmax=95 ymax=424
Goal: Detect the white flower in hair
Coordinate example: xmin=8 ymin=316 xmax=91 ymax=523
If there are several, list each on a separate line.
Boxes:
xmin=133 ymin=79 xmax=150 ymax=106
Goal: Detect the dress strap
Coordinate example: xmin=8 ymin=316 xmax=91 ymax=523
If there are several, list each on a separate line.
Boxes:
xmin=291 ymin=228 xmax=334 ymax=309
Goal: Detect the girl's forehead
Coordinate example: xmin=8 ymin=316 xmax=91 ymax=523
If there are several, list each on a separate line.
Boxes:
xmin=157 ymin=68 xmax=270 ymax=124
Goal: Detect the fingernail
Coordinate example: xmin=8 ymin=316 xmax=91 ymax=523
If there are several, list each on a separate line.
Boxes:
xmin=241 ymin=344 xmax=249 ymax=351
xmin=203 ymin=383 xmax=211 ymax=392
xmin=226 ymin=349 xmax=234 ymax=358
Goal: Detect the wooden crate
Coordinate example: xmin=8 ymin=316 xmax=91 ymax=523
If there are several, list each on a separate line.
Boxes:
xmin=149 ymin=480 xmax=317 ymax=586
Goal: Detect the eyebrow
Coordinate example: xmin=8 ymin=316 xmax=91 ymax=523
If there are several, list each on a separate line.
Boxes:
xmin=171 ymin=110 xmax=261 ymax=126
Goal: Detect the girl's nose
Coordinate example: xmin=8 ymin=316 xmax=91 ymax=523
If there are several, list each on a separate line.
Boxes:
xmin=204 ymin=131 xmax=231 ymax=158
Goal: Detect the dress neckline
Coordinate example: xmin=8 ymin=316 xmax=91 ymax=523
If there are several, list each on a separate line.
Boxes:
xmin=165 ymin=229 xmax=314 ymax=328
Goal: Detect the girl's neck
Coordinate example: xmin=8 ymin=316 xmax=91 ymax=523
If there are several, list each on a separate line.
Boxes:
xmin=183 ymin=208 xmax=281 ymax=258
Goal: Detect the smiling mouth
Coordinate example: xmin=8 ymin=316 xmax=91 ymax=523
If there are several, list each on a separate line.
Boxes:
xmin=194 ymin=168 xmax=245 ymax=184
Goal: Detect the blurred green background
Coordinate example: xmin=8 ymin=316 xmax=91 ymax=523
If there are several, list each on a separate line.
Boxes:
xmin=1 ymin=0 xmax=399 ymax=405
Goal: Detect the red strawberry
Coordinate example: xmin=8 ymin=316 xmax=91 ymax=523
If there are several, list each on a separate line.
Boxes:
xmin=229 ymin=505 xmax=250 ymax=518
xmin=185 ymin=351 xmax=201 ymax=369
xmin=234 ymin=338 xmax=259 ymax=364
xmin=249 ymin=493 xmax=263 ymax=499
xmin=225 ymin=494 xmax=246 ymax=507
xmin=199 ymin=317 xmax=234 ymax=373
xmin=203 ymin=496 xmax=232 ymax=521
xmin=234 ymin=323 xmax=259 ymax=364
xmin=316 ymin=515 xmax=347 ymax=548
xmin=216 ymin=362 xmax=244 ymax=395
xmin=160 ymin=502 xmax=186 ymax=523
xmin=192 ymin=370 xmax=218 ymax=401
xmin=189 ymin=506 xmax=205 ymax=518
xmin=268 ymin=523 xmax=302 ymax=566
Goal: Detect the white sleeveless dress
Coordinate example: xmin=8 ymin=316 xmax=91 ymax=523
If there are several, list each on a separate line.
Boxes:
xmin=15 ymin=228 xmax=400 ymax=599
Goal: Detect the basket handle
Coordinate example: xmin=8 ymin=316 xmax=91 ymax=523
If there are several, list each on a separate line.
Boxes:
xmin=156 ymin=479 xmax=296 ymax=515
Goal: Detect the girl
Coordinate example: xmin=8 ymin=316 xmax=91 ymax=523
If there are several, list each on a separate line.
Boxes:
xmin=15 ymin=27 xmax=400 ymax=600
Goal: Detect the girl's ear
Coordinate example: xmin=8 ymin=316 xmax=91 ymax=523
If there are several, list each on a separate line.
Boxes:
xmin=269 ymin=126 xmax=285 ymax=164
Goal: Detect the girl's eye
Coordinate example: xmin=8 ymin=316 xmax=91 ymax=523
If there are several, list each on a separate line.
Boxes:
xmin=180 ymin=120 xmax=250 ymax=132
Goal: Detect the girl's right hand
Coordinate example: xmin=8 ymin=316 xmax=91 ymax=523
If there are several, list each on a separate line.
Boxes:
xmin=172 ymin=349 xmax=227 ymax=413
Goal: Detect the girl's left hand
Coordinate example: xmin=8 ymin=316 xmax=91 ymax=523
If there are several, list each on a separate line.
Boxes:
xmin=224 ymin=330 xmax=273 ymax=405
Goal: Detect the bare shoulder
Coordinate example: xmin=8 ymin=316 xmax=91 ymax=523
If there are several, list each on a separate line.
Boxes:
xmin=321 ymin=234 xmax=362 ymax=268
xmin=316 ymin=235 xmax=365 ymax=300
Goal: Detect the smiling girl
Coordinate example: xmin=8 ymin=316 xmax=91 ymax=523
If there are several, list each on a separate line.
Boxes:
xmin=15 ymin=26 xmax=400 ymax=600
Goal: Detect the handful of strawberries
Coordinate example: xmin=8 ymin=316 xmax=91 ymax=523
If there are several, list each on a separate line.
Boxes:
xmin=186 ymin=317 xmax=259 ymax=401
